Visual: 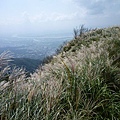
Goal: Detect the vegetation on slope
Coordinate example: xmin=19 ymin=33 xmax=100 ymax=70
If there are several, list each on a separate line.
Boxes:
xmin=0 ymin=26 xmax=120 ymax=120
xmin=10 ymin=58 xmax=42 ymax=73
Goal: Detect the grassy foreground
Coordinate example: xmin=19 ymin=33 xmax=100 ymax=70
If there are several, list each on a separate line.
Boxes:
xmin=0 ymin=26 xmax=120 ymax=120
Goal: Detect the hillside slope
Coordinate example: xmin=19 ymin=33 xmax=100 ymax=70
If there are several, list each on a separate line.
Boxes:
xmin=0 ymin=26 xmax=120 ymax=120
xmin=10 ymin=58 xmax=42 ymax=73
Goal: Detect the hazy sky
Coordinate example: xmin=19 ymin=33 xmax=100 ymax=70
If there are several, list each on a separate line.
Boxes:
xmin=0 ymin=0 xmax=120 ymax=35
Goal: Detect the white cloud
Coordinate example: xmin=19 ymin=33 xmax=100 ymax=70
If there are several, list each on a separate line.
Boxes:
xmin=0 ymin=0 xmax=120 ymax=34
xmin=21 ymin=12 xmax=80 ymax=24
xmin=74 ymin=0 xmax=120 ymax=15
xmin=0 ymin=11 xmax=80 ymax=27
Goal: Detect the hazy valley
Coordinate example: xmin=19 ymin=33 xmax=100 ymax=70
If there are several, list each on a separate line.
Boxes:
xmin=0 ymin=35 xmax=72 ymax=60
xmin=0 ymin=34 xmax=72 ymax=72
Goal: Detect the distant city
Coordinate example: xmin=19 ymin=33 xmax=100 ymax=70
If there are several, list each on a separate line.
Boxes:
xmin=0 ymin=34 xmax=73 ymax=60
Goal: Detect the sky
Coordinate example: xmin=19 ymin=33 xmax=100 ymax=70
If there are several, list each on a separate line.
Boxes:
xmin=0 ymin=0 xmax=120 ymax=36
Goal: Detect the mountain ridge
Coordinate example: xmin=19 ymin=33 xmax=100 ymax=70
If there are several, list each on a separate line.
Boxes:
xmin=0 ymin=26 xmax=120 ymax=120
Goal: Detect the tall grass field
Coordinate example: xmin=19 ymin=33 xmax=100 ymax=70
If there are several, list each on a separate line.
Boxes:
xmin=0 ymin=26 xmax=120 ymax=120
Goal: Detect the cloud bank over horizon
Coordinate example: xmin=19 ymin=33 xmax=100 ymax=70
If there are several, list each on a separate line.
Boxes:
xmin=0 ymin=0 xmax=120 ymax=35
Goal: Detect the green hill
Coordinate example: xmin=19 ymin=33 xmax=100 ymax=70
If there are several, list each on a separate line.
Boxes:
xmin=10 ymin=58 xmax=42 ymax=73
xmin=0 ymin=26 xmax=120 ymax=120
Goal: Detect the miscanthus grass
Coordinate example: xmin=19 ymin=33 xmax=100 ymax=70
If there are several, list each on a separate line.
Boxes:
xmin=0 ymin=26 xmax=120 ymax=120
